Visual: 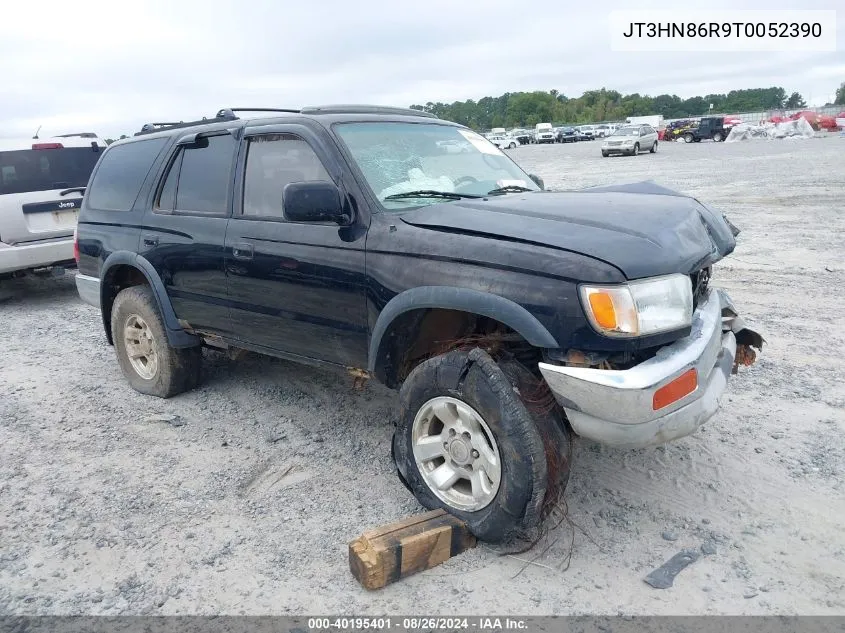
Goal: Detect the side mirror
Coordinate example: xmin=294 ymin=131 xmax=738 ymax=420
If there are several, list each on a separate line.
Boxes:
xmin=283 ymin=181 xmax=349 ymax=224
xmin=529 ymin=174 xmax=545 ymax=190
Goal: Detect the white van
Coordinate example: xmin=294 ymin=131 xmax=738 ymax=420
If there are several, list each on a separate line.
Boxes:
xmin=534 ymin=123 xmax=555 ymax=144
xmin=0 ymin=134 xmax=105 ymax=276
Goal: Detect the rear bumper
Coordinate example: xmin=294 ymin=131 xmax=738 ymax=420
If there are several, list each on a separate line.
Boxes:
xmin=75 ymin=274 xmax=101 ymax=307
xmin=0 ymin=238 xmax=74 ymax=275
xmin=538 ymin=289 xmax=759 ymax=448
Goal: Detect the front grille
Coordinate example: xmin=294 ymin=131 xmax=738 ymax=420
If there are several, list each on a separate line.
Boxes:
xmin=690 ymin=267 xmax=711 ymax=310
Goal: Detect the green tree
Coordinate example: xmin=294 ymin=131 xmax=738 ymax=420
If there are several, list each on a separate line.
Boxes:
xmin=785 ymin=92 xmax=807 ymax=109
xmin=408 ymin=84 xmax=802 ymax=130
xmin=835 ymin=82 xmax=845 ymax=105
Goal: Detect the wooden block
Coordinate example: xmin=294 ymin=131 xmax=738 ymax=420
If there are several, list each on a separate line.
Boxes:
xmin=349 ymin=509 xmax=476 ymax=590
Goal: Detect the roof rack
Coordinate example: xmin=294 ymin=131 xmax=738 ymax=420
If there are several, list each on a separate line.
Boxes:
xmin=300 ymin=104 xmax=436 ymax=118
xmin=134 ymin=104 xmax=436 ymax=137
xmin=134 ymin=114 xmax=235 ymax=136
xmin=134 ymin=107 xmax=304 ymax=136
xmin=217 ymin=107 xmax=301 ymax=117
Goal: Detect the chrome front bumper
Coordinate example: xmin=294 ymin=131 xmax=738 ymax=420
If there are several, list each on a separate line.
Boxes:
xmin=538 ymin=289 xmax=759 ymax=448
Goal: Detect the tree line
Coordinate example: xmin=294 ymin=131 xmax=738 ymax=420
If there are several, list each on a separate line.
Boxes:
xmin=411 ymin=83 xmax=845 ymax=130
xmin=100 ymin=82 xmax=845 ymax=143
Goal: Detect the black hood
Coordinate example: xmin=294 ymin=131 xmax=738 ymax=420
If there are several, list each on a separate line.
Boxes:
xmin=399 ymin=181 xmax=737 ymax=279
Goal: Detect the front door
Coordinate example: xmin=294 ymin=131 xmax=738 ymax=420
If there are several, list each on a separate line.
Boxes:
xmin=139 ymin=132 xmax=237 ymax=337
xmin=224 ymin=125 xmax=369 ymax=367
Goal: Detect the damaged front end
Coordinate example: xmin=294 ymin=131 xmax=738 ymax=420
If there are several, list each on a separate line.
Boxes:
xmin=538 ymin=288 xmax=764 ymax=449
xmin=720 ymin=292 xmax=765 ymax=375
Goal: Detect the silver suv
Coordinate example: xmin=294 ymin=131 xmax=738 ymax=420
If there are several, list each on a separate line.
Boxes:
xmin=0 ymin=134 xmax=105 ymax=277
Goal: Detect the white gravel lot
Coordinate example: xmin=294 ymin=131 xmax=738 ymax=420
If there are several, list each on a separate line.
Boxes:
xmin=1 ymin=134 xmax=843 ymax=616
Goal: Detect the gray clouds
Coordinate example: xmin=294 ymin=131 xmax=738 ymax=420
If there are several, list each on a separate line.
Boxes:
xmin=1 ymin=0 xmax=843 ymax=138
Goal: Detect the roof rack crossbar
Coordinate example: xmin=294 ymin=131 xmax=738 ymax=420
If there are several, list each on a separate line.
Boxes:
xmin=134 ymin=104 xmax=436 ymax=137
xmin=299 ymin=105 xmax=437 ymax=118
xmin=224 ymin=107 xmax=302 ymax=114
xmin=134 ymin=114 xmax=236 ymax=136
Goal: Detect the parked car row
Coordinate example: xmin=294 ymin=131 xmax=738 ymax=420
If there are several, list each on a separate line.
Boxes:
xmin=483 ymin=123 xmax=625 ymax=146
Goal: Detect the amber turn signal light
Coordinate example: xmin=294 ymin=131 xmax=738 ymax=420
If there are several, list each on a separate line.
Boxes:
xmin=652 ymin=368 xmax=698 ymax=410
xmin=588 ymin=292 xmax=617 ymax=329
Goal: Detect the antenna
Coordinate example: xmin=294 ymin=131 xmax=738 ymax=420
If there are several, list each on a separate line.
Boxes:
xmin=33 ymin=125 xmax=42 ymax=140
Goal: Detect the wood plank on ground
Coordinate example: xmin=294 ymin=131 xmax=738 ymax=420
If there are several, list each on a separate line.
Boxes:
xmin=348 ymin=509 xmax=476 ymax=590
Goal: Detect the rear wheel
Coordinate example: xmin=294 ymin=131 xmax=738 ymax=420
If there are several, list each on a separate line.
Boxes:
xmin=111 ymin=285 xmax=201 ymax=398
xmin=713 ymin=132 xmax=723 ymax=142
xmin=650 ymin=141 xmax=658 ymax=153
xmin=393 ymin=348 xmax=571 ymax=543
xmin=509 ymin=142 xmax=516 ymax=149
xmin=601 ymin=151 xmax=609 ymax=157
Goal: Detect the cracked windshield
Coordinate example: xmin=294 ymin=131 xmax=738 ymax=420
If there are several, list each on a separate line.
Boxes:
xmin=335 ymin=122 xmax=539 ymax=209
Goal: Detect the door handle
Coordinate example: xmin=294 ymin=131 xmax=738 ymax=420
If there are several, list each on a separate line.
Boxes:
xmin=143 ymin=236 xmax=159 ymax=247
xmin=232 ymin=243 xmax=254 ymax=260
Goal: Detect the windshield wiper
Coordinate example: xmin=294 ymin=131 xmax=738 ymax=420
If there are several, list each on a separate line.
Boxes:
xmin=383 ymin=190 xmax=483 ymax=201
xmin=487 ymin=185 xmax=534 ymax=195
xmin=59 ymin=187 xmax=86 ymax=196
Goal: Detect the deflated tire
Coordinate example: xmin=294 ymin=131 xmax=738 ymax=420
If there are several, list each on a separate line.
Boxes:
xmin=393 ymin=348 xmax=571 ymax=543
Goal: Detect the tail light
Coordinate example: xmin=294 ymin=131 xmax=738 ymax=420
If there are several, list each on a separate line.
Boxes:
xmin=32 ymin=142 xmax=64 ymax=150
xmin=73 ymin=226 xmax=80 ymax=264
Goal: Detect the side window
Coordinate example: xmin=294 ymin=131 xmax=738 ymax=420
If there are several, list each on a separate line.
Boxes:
xmin=242 ymin=134 xmax=331 ymax=219
xmin=87 ymin=138 xmax=168 ymax=211
xmin=156 ymin=152 xmax=181 ymax=211
xmin=156 ymin=134 xmax=235 ymax=216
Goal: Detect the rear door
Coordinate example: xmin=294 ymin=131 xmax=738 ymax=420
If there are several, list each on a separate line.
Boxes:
xmin=0 ymin=142 xmax=102 ymax=244
xmin=138 ymin=131 xmax=237 ymax=336
xmin=224 ymin=124 xmax=369 ymax=367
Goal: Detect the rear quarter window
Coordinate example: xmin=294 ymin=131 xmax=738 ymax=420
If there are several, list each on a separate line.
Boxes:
xmin=87 ymin=138 xmax=168 ymax=211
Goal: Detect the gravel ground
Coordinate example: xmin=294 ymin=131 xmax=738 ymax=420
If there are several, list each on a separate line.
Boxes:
xmin=1 ymin=134 xmax=844 ymax=616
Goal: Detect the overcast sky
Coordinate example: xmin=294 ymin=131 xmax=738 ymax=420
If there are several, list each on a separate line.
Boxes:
xmin=1 ymin=0 xmax=843 ymax=139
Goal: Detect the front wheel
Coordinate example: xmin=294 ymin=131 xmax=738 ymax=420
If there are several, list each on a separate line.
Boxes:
xmin=683 ymin=133 xmax=693 ymax=143
xmin=111 ymin=285 xmax=201 ymax=398
xmin=601 ymin=151 xmax=609 ymax=157
xmin=393 ymin=348 xmax=571 ymax=543
xmin=631 ymin=143 xmax=639 ymax=155
xmin=713 ymin=132 xmax=723 ymax=142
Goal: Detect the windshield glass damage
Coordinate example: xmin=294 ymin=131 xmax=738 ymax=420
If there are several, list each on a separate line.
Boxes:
xmin=334 ymin=122 xmax=539 ymax=210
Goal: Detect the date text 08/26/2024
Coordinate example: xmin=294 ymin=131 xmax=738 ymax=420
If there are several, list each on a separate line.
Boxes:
xmin=306 ymin=617 xmax=528 ymax=631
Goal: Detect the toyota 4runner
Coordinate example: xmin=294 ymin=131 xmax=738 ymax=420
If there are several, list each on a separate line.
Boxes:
xmin=74 ymin=105 xmax=763 ymax=542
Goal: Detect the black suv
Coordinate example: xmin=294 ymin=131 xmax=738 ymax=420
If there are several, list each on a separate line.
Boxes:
xmin=74 ymin=105 xmax=762 ymax=542
xmin=681 ymin=116 xmax=729 ymax=143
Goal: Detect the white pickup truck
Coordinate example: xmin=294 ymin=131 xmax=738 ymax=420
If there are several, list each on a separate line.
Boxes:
xmin=0 ymin=135 xmax=106 ymax=277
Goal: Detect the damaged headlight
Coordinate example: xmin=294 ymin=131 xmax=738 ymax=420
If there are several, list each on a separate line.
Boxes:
xmin=579 ymin=274 xmax=693 ymax=337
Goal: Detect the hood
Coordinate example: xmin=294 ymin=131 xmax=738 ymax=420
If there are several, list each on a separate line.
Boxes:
xmin=604 ymin=133 xmax=639 ymax=142
xmin=399 ymin=181 xmax=737 ymax=280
